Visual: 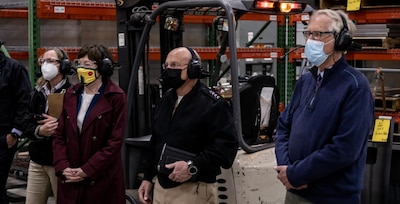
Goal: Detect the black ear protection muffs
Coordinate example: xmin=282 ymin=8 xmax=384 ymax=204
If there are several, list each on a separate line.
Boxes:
xmin=97 ymin=46 xmax=113 ymax=76
xmin=334 ymin=13 xmax=353 ymax=51
xmin=185 ymin=47 xmax=203 ymax=79
xmin=58 ymin=48 xmax=71 ymax=74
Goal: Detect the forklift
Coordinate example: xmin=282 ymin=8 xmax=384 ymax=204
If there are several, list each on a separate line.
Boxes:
xmin=116 ymin=1 xmax=400 ymax=204
xmin=115 ymin=0 xmax=313 ymax=203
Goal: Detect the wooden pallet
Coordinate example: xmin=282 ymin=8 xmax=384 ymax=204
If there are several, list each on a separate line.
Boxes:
xmin=319 ymin=0 xmax=346 ymax=9
xmin=353 ymin=37 xmax=400 ymax=49
xmin=374 ymin=87 xmax=400 ymax=97
xmin=375 ymin=96 xmax=400 ymax=111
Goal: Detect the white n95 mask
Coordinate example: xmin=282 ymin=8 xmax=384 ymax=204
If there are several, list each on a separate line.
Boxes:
xmin=41 ymin=62 xmax=59 ymax=81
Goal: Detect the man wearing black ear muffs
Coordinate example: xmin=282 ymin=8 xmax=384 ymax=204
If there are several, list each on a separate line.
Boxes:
xmin=274 ymin=9 xmax=374 ymax=204
xmin=138 ymin=47 xmax=238 ymax=204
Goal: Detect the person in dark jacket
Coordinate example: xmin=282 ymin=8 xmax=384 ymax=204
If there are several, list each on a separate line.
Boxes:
xmin=52 ymin=44 xmax=126 ymax=204
xmin=138 ymin=47 xmax=238 ymax=204
xmin=23 ymin=48 xmax=72 ymax=204
xmin=0 ymin=44 xmax=31 ymax=204
xmin=274 ymin=9 xmax=374 ymax=204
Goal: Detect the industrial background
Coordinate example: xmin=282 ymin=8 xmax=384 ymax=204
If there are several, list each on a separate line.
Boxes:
xmin=1 ymin=0 xmax=400 ymax=203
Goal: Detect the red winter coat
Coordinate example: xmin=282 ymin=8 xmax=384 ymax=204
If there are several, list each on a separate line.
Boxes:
xmin=53 ymin=80 xmax=126 ymax=204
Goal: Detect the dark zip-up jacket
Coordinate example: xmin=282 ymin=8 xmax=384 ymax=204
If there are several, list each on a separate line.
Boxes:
xmin=0 ymin=51 xmax=31 ymax=141
xmin=275 ymin=56 xmax=374 ymax=204
xmin=143 ymin=81 xmax=238 ymax=188
xmin=22 ymin=79 xmax=71 ymax=166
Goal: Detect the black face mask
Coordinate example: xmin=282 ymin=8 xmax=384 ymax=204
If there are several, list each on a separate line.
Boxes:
xmin=159 ymin=68 xmax=186 ymax=90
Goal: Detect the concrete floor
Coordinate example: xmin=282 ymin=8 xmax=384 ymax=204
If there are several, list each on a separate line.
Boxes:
xmin=6 ymin=149 xmax=55 ymax=204
xmin=7 ymin=176 xmax=55 ymax=204
xmin=6 ymin=178 xmax=139 ymax=204
xmin=6 ymin=177 xmax=139 ymax=204
xmin=6 ymin=148 xmax=139 ymax=204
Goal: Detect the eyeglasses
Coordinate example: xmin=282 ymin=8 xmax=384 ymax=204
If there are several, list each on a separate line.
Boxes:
xmin=162 ymin=63 xmax=188 ymax=69
xmin=39 ymin=58 xmax=60 ymax=65
xmin=73 ymin=59 xmax=97 ymax=68
xmin=303 ymin=31 xmax=335 ymax=40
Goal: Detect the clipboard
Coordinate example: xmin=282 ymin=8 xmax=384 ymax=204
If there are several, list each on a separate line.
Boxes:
xmin=48 ymin=89 xmax=65 ymax=118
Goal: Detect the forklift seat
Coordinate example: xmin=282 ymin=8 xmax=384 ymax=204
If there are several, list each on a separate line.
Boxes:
xmin=240 ymin=75 xmax=280 ymax=145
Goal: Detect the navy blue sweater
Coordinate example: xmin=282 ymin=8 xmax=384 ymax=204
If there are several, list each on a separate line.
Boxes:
xmin=275 ymin=56 xmax=374 ymax=204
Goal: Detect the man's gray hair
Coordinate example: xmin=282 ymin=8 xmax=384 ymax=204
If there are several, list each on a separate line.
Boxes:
xmin=311 ymin=9 xmax=356 ymax=35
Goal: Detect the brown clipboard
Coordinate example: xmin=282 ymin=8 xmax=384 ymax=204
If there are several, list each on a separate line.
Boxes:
xmin=47 ymin=89 xmax=65 ymax=118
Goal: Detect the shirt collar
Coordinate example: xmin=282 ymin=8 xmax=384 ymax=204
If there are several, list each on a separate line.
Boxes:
xmin=38 ymin=78 xmax=67 ymax=94
xmin=317 ymin=70 xmax=324 ymax=78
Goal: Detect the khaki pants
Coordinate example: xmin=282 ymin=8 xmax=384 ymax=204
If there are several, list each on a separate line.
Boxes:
xmin=153 ymin=178 xmax=217 ymax=204
xmin=25 ymin=160 xmax=58 ymax=204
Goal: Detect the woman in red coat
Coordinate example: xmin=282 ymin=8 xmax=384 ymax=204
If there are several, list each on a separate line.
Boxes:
xmin=53 ymin=44 xmax=126 ymax=204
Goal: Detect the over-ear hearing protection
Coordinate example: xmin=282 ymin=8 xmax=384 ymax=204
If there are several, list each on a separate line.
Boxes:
xmin=334 ymin=13 xmax=352 ymax=51
xmin=97 ymin=45 xmax=113 ymax=76
xmin=58 ymin=48 xmax=71 ymax=74
xmin=185 ymin=47 xmax=202 ymax=79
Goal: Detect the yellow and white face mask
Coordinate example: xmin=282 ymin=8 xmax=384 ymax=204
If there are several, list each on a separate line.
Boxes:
xmin=77 ymin=67 xmax=99 ymax=85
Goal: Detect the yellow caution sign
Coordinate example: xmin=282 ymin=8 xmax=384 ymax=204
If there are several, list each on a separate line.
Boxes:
xmin=372 ymin=119 xmax=391 ymax=142
xmin=347 ymin=0 xmax=361 ymax=11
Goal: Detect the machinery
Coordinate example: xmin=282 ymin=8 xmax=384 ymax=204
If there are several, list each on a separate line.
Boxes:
xmin=115 ymin=0 xmax=312 ymax=203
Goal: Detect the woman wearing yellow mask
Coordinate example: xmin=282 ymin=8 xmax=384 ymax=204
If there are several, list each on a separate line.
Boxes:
xmin=52 ymin=44 xmax=127 ymax=204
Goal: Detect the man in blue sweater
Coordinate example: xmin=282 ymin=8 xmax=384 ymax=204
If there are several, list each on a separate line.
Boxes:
xmin=274 ymin=9 xmax=374 ymax=204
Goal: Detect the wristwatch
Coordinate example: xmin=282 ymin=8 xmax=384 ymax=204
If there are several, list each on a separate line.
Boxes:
xmin=187 ymin=160 xmax=198 ymax=175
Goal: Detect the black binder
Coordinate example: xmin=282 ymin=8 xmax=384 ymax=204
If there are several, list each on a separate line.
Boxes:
xmin=157 ymin=143 xmax=196 ymax=175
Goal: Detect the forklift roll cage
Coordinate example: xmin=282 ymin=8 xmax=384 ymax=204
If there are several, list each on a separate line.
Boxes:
xmin=119 ymin=0 xmax=311 ymax=190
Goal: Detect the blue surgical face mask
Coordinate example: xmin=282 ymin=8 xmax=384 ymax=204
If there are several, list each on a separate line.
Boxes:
xmin=305 ymin=39 xmax=334 ymax=66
